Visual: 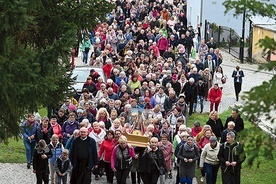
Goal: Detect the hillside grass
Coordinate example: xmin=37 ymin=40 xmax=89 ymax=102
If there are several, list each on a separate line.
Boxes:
xmin=0 ymin=108 xmax=48 ymax=163
xmin=189 ymin=109 xmax=276 ymax=184
xmin=0 ymin=108 xmax=275 ymax=183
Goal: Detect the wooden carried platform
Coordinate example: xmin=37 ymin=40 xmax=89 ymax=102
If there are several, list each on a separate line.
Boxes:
xmin=125 ymin=133 xmax=149 ymax=147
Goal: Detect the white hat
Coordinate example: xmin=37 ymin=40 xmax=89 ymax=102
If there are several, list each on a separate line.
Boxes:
xmin=100 ymin=98 xmax=107 ymax=103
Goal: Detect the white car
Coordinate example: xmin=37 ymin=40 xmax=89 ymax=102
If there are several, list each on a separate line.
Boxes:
xmin=71 ymin=66 xmax=106 ymax=96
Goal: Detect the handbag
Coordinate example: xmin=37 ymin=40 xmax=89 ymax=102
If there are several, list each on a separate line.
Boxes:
xmin=92 ymin=159 xmax=105 ymax=176
xmin=221 ymin=76 xmax=226 ymax=84
xmin=218 ymin=57 xmax=223 ymax=65
xmin=152 ymin=156 xmax=166 ymax=175
xmin=84 ymin=47 xmax=90 ymax=53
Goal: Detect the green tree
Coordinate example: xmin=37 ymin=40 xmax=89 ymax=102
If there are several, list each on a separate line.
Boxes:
xmin=223 ymin=0 xmax=276 ymax=166
xmin=223 ymin=0 xmax=276 ymax=19
xmin=0 ymin=0 xmax=114 ymax=142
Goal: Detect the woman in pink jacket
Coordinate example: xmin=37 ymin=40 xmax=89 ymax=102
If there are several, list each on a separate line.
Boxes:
xmin=111 ymin=135 xmax=135 ymax=184
xmin=157 ymin=34 xmax=169 ymax=56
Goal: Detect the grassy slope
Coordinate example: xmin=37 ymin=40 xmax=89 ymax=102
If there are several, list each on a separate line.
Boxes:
xmin=0 ymin=108 xmax=48 ymax=163
xmin=189 ymin=109 xmax=275 ymax=184
xmin=0 ymin=108 xmax=275 ymax=183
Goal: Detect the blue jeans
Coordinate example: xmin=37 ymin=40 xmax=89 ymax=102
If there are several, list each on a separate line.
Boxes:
xmin=23 ymin=140 xmax=36 ymax=164
xmin=193 ymin=95 xmax=204 ymax=113
xmin=180 ymin=177 xmax=193 ymax=184
xmin=57 ymin=174 xmax=68 ymax=184
xmin=82 ymin=51 xmax=88 ymax=64
xmin=196 ymin=36 xmax=201 ymax=52
xmin=204 ymin=163 xmax=219 ymax=184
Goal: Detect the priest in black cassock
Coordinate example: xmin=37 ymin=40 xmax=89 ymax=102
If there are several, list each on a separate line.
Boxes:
xmin=70 ymin=127 xmax=98 ymax=184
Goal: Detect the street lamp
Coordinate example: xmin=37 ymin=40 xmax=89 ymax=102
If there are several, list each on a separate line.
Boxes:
xmin=239 ymin=1 xmax=246 ymax=63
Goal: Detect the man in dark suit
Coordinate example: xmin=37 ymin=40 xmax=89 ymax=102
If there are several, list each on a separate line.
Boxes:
xmin=232 ymin=66 xmax=245 ymax=101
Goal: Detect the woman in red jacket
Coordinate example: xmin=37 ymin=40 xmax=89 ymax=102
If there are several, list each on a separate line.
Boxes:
xmin=208 ymin=83 xmax=222 ymax=112
xmin=98 ymin=130 xmax=116 ymax=184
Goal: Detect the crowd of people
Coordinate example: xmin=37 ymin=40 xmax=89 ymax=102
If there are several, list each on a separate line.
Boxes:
xmin=20 ymin=0 xmax=247 ymax=184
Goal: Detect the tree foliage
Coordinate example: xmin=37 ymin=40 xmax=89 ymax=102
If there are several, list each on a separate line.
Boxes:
xmin=223 ymin=0 xmax=276 ymax=19
xmin=0 ymin=0 xmax=114 ymax=142
xmin=223 ymin=0 xmax=276 ymax=166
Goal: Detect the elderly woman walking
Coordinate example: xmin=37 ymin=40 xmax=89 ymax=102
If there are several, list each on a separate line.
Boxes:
xmin=199 ymin=136 xmax=220 ymax=184
xmin=111 ymin=135 xmax=135 ymax=184
xmin=177 ymin=136 xmax=200 ymax=184
xmin=158 ymin=133 xmax=174 ymax=182
xmin=139 ymin=137 xmax=168 ymax=184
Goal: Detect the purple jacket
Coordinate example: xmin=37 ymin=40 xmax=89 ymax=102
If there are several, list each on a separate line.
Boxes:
xmin=62 ymin=120 xmax=79 ymax=145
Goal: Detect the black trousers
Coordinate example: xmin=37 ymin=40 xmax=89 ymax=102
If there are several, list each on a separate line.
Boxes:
xmin=222 ymin=168 xmax=241 ymax=184
xmin=234 ymin=82 xmax=242 ymax=99
xmin=140 ymin=170 xmax=159 ymax=184
xmin=116 ymin=168 xmax=130 ymax=184
xmin=131 ymin=171 xmax=141 ymax=184
xmin=185 ymin=99 xmax=194 ymax=115
xmin=36 ymin=171 xmax=49 ymax=184
xmin=176 ymin=166 xmax=180 ymax=184
xmin=105 ymin=162 xmax=114 ymax=183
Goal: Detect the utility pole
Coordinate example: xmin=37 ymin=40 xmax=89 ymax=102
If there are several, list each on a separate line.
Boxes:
xmin=239 ymin=3 xmax=246 ymax=63
xmin=200 ymin=0 xmax=203 ymax=24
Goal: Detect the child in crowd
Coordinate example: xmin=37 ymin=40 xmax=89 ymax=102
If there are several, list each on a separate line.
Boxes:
xmin=54 ymin=149 xmax=72 ymax=184
xmin=33 ymin=139 xmax=53 ymax=184
xmin=49 ymin=134 xmax=64 ymax=184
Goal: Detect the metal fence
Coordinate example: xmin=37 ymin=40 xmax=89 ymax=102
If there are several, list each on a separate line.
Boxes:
xmin=204 ymin=20 xmax=249 ymax=61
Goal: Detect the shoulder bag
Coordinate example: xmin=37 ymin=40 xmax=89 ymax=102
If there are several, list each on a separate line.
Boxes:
xmin=152 ymin=153 xmax=166 ymax=175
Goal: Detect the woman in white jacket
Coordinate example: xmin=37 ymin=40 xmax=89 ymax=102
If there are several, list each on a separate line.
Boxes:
xmin=199 ymin=136 xmax=220 ymax=184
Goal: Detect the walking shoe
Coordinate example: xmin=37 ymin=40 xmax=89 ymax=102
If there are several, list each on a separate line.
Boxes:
xmin=200 ymin=176 xmax=204 ymax=182
xmin=95 ymin=175 xmax=99 ymax=180
xmin=27 ymin=163 xmax=31 ymax=169
xmin=168 ymin=173 xmax=173 ymax=179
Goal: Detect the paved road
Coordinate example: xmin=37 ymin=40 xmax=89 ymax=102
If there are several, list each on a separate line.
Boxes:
xmin=0 ymin=163 xmax=182 ymax=184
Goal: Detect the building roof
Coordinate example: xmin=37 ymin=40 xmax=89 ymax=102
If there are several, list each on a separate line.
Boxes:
xmin=250 ymin=16 xmax=276 ymax=25
xmin=254 ymin=24 xmax=276 ymax=32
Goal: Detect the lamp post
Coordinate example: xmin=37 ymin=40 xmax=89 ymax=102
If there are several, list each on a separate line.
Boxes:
xmin=200 ymin=0 xmax=203 ymax=24
xmin=239 ymin=2 xmax=246 ymax=63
